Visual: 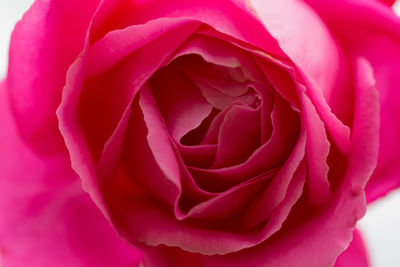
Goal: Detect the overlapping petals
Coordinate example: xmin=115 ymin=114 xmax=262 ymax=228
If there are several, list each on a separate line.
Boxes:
xmin=53 ymin=0 xmax=380 ymax=264
xmin=2 ymin=0 xmax=390 ymax=266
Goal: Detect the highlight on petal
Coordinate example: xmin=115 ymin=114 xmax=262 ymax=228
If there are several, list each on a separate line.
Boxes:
xmin=248 ymin=0 xmax=341 ymax=99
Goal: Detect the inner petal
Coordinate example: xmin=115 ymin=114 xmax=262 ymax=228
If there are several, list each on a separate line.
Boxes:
xmin=211 ymin=104 xmax=261 ymax=168
xmin=189 ymin=94 xmax=300 ymax=193
xmin=149 ymin=63 xmax=213 ymax=142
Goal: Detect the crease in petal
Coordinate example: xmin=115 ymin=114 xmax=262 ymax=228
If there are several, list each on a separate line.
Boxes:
xmin=149 ymin=64 xmax=213 ymax=142
xmin=239 ymin=129 xmax=306 ymax=230
xmin=122 ymin=97 xmax=181 ymax=207
xmin=348 ymin=58 xmax=380 ymax=192
xmin=138 ymin=84 xmax=181 ymax=188
xmin=57 ymin=48 xmax=112 ymax=220
xmin=176 ymin=34 xmax=266 ymax=85
xmin=89 ymin=0 xmax=285 ymax=58
xmin=80 ymin=22 xmax=202 ymax=161
xmin=189 ymin=94 xmax=299 ymax=193
xmin=212 ymin=105 xmax=261 ymax=168
xmin=87 ymin=18 xmax=201 ymax=75
xmin=298 ymin=86 xmax=332 ymax=205
xmin=249 ymin=0 xmax=352 ymax=155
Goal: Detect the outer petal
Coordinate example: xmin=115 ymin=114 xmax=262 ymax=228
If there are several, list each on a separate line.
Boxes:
xmin=248 ymin=0 xmax=342 ymax=100
xmin=304 ymin=0 xmax=400 ymax=202
xmin=248 ymin=0 xmax=352 ymax=155
xmin=7 ymin=0 xmax=100 ymax=153
xmin=334 ymin=229 xmax=370 ymax=267
xmin=0 ymin=82 xmax=142 ymax=266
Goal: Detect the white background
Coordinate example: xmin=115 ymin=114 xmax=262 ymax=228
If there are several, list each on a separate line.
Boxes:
xmin=1 ymin=1 xmax=400 ymax=266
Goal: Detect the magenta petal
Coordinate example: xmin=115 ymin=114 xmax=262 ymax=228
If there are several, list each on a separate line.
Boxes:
xmin=81 ymin=21 xmax=201 ymax=160
xmin=334 ymin=229 xmax=370 ymax=267
xmin=87 ymin=18 xmax=200 ymax=76
xmin=58 ymin=19 xmax=202 ymax=221
xmin=113 ymin=159 xmax=302 ymax=256
xmin=149 ymin=65 xmax=212 ymax=142
xmin=306 ymin=0 xmax=400 ymax=203
xmin=347 ymin=58 xmax=380 ymax=191
xmin=248 ymin=0 xmax=341 ymax=97
xmin=122 ymin=97 xmax=181 ymax=207
xmin=7 ymin=0 xmax=99 ymax=153
xmin=202 ymin=104 xmax=236 ymax=145
xmin=239 ymin=132 xmax=306 ymax=230
xmin=139 ymin=54 xmax=380 ymax=267
xmin=57 ymin=49 xmax=112 ymax=219
xmin=176 ymin=34 xmax=266 ymax=85
xmin=89 ymin=0 xmax=285 ymax=57
xmin=138 ymin=84 xmax=182 ymax=188
xmin=178 ymin=144 xmax=217 ymax=168
xmin=189 ymin=95 xmax=299 ymax=192
xmin=176 ymin=171 xmax=273 ymax=222
xmin=212 ymin=105 xmax=261 ymax=168
xmin=249 ymin=0 xmax=352 ymax=155
xmin=0 ymin=82 xmax=142 ymax=267
xmin=299 ymin=88 xmax=331 ymax=205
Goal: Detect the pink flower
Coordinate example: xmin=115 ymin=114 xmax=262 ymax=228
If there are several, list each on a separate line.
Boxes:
xmin=1 ymin=0 xmax=399 ymax=266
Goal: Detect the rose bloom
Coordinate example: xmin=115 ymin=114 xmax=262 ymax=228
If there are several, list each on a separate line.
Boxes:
xmin=1 ymin=0 xmax=400 ymax=266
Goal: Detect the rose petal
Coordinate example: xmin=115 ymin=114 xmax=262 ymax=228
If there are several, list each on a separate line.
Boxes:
xmin=80 ymin=21 xmax=200 ymax=161
xmin=176 ymin=171 xmax=273 ymax=222
xmin=212 ymin=105 xmax=261 ymax=168
xmin=121 ymin=85 xmax=214 ymax=207
xmin=7 ymin=0 xmax=99 ymax=153
xmin=137 ymin=55 xmax=380 ymax=267
xmin=140 ymin=159 xmax=305 ymax=266
xmin=122 ymin=98 xmax=180 ymax=206
xmin=87 ymin=18 xmax=201 ymax=76
xmin=149 ymin=63 xmax=213 ymax=142
xmin=202 ymin=103 xmax=238 ymax=145
xmin=334 ymin=229 xmax=370 ymax=267
xmin=298 ymin=86 xmax=332 ymax=205
xmin=238 ymin=133 xmax=306 ymax=230
xmin=111 ymin=159 xmax=304 ymax=256
xmin=0 ymin=82 xmax=142 ymax=267
xmin=138 ymin=84 xmax=181 ymax=189
xmin=178 ymin=144 xmax=218 ymax=168
xmin=248 ymin=0 xmax=341 ymax=100
xmin=189 ymin=94 xmax=300 ymax=192
xmin=89 ymin=0 xmax=285 ymax=59
xmin=58 ymin=18 xmax=201 ymax=220
xmin=306 ymin=0 xmax=400 ymax=202
xmin=249 ymin=0 xmax=352 ymax=155
xmin=176 ymin=34 xmax=266 ymax=85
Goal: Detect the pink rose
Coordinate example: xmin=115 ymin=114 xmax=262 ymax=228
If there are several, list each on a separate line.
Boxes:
xmin=1 ymin=0 xmax=399 ymax=266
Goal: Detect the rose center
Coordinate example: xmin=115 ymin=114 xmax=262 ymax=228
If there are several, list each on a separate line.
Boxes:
xmin=148 ymin=53 xmax=275 ymax=170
